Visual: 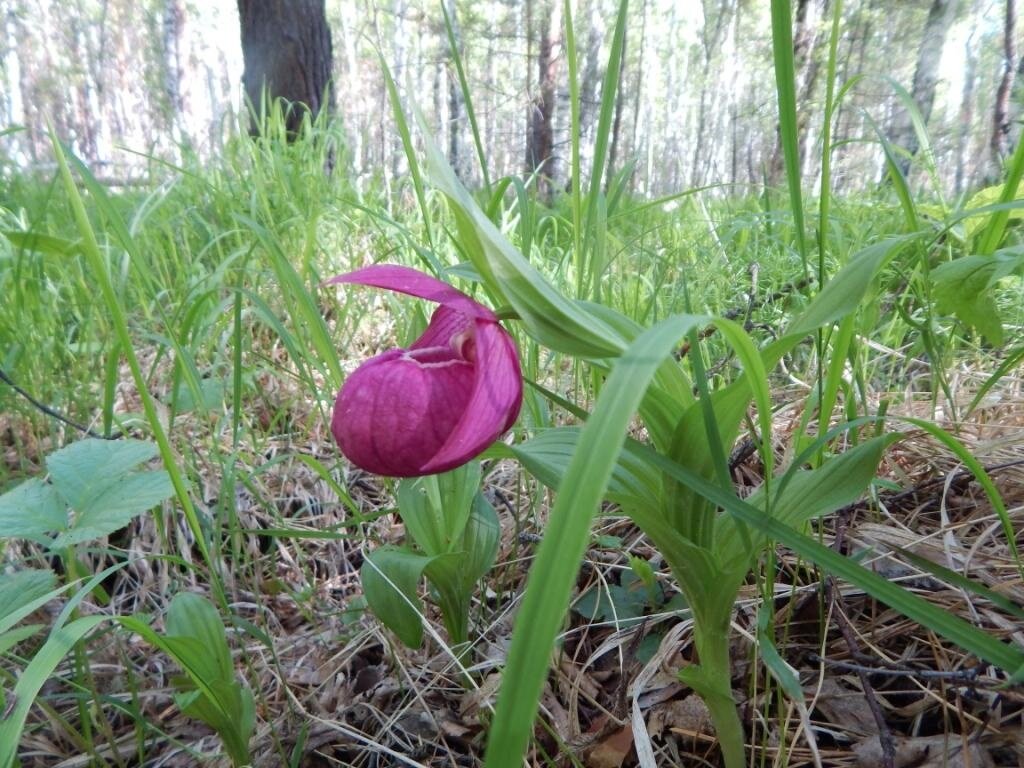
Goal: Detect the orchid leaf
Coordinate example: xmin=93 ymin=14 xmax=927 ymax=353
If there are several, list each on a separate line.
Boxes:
xmin=484 ymin=313 xmax=706 ymax=767
xmin=361 ymin=546 xmax=434 ymax=649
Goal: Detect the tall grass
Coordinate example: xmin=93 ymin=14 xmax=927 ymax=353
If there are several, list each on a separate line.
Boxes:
xmin=1 ymin=7 xmax=1023 ymax=765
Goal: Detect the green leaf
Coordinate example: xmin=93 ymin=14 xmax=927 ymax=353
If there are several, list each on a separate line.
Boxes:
xmin=757 ymin=608 xmax=803 ymax=701
xmin=119 ymin=593 xmax=254 ymax=766
xmin=416 ymin=106 xmax=627 ymax=359
xmin=932 ymin=248 xmax=1024 ymax=345
xmin=0 ymin=480 xmax=67 ymax=542
xmin=165 ymin=593 xmax=235 ymax=682
xmin=399 ymin=463 xmax=481 ymax=557
xmin=484 ymin=313 xmax=705 ymax=768
xmin=716 ymin=434 xmax=899 ymax=567
xmin=786 ymin=236 xmax=916 ymax=338
xmin=0 ymin=570 xmax=58 ymax=627
xmin=510 ymin=427 xmax=662 ymax=512
xmin=461 ymin=493 xmax=501 ymax=588
xmin=1 ymin=230 xmax=78 ymax=257
xmin=635 ymin=444 xmax=1024 ymax=676
xmin=361 ymin=546 xmax=434 ymax=649
xmin=0 ymin=616 xmax=106 ymax=768
xmin=42 ymin=438 xmax=174 ymax=548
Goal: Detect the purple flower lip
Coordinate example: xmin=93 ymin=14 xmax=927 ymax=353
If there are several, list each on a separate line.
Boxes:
xmin=329 ymin=265 xmax=522 ymax=477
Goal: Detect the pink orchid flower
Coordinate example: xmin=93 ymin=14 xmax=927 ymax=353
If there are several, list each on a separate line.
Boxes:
xmin=329 ymin=265 xmax=522 ymax=477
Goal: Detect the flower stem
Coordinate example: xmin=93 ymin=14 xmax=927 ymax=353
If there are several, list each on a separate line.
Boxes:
xmin=692 ymin=622 xmax=746 ymax=768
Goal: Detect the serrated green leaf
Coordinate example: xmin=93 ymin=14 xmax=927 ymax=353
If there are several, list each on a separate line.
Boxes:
xmin=0 ymin=480 xmax=66 ymax=541
xmin=931 ymin=248 xmax=1024 ymax=345
xmin=46 ymin=439 xmax=158 ymax=506
xmin=50 ymin=470 xmax=173 ymax=548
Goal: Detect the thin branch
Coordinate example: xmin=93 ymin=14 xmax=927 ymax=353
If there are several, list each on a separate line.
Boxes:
xmin=0 ymin=368 xmax=121 ymax=440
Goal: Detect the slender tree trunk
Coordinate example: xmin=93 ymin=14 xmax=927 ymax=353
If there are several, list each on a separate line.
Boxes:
xmin=992 ymin=0 xmax=1017 ymax=166
xmin=955 ymin=22 xmax=979 ymax=193
xmin=888 ymin=0 xmax=957 ymax=176
xmin=237 ymin=0 xmax=334 ymax=138
xmin=525 ymin=0 xmax=562 ymax=201
xmin=444 ymin=0 xmax=465 ymax=179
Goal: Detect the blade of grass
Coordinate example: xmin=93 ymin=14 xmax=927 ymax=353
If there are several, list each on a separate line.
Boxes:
xmin=769 ymin=0 xmax=809 ymax=272
xmin=50 ymin=132 xmax=222 ymax=605
xmin=483 ymin=313 xmax=706 ymax=768
xmin=441 ymin=1 xmax=491 ymax=195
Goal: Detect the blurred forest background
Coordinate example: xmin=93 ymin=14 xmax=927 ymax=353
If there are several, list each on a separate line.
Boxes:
xmin=0 ymin=0 xmax=1019 ymax=198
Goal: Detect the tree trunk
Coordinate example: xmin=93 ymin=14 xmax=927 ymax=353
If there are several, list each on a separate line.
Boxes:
xmin=444 ymin=0 xmax=465 ymax=180
xmin=525 ymin=0 xmax=562 ymax=201
xmin=888 ymin=0 xmax=957 ymax=176
xmin=237 ymin=0 xmax=334 ymax=137
xmin=767 ymin=0 xmax=821 ymax=187
xmin=992 ymin=0 xmax=1017 ymax=166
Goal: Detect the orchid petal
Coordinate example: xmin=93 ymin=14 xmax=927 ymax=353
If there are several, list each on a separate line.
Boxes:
xmin=332 ymin=347 xmax=475 ymax=477
xmin=328 ymin=265 xmax=496 ymax=321
xmin=420 ymin=320 xmax=522 ymax=474
xmin=330 ymin=265 xmax=523 ymax=477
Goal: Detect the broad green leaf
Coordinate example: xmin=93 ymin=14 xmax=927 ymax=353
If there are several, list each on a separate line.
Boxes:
xmin=0 ymin=480 xmax=67 ymax=541
xmin=0 ymin=570 xmax=58 ymax=629
xmin=0 ymin=615 xmax=106 ymax=768
xmin=635 ymin=444 xmax=1024 ymax=677
xmin=715 ymin=434 xmax=899 ymax=567
xmin=932 ymin=247 xmax=1024 ymax=345
xmin=786 ymin=236 xmax=916 ymax=338
xmin=119 ymin=594 xmax=254 ymax=766
xmin=30 ymin=438 xmax=175 ymax=549
xmin=46 ymin=438 xmax=158 ymax=509
xmin=165 ymin=593 xmax=235 ymax=683
xmin=461 ymin=493 xmax=501 ymax=587
xmin=361 ymin=546 xmax=434 ymax=648
xmin=484 ymin=313 xmax=705 ymax=768
xmin=399 ymin=463 xmax=481 ymax=557
xmin=509 ymin=427 xmax=662 ymax=511
xmin=50 ymin=470 xmax=174 ymax=548
xmin=417 ymin=106 xmax=627 ymax=359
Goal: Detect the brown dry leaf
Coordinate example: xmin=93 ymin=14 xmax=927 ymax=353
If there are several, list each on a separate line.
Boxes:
xmin=583 ymin=725 xmax=634 ymax=768
xmin=650 ymin=694 xmax=713 ymax=739
xmin=853 ymin=734 xmax=994 ymax=768
xmin=810 ymin=678 xmax=878 ymax=734
xmin=459 ymin=672 xmax=502 ymax=718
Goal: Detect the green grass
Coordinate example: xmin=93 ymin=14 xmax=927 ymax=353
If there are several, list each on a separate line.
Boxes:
xmin=2 ymin=27 xmax=1024 ymax=767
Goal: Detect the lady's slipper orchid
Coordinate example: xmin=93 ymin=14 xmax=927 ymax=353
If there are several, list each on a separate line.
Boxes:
xmin=329 ymin=265 xmax=522 ymax=477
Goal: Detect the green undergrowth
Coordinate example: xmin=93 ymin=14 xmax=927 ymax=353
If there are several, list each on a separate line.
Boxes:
xmin=1 ymin=90 xmax=1023 ymax=765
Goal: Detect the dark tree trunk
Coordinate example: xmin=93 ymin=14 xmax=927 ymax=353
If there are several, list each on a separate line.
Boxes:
xmin=992 ymin=0 xmax=1017 ymax=166
xmin=889 ymin=0 xmax=957 ymax=176
xmin=237 ymin=0 xmax=334 ymax=137
xmin=525 ymin=0 xmax=561 ymax=201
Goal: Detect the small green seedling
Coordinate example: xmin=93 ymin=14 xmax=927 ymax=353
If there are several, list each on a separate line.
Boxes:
xmin=120 ymin=593 xmax=255 ymax=767
xmin=361 ymin=461 xmax=499 ymax=657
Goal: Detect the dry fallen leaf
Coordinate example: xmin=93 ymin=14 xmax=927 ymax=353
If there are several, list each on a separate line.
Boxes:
xmin=583 ymin=725 xmax=634 ymax=768
xmin=853 ymin=734 xmax=994 ymax=768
